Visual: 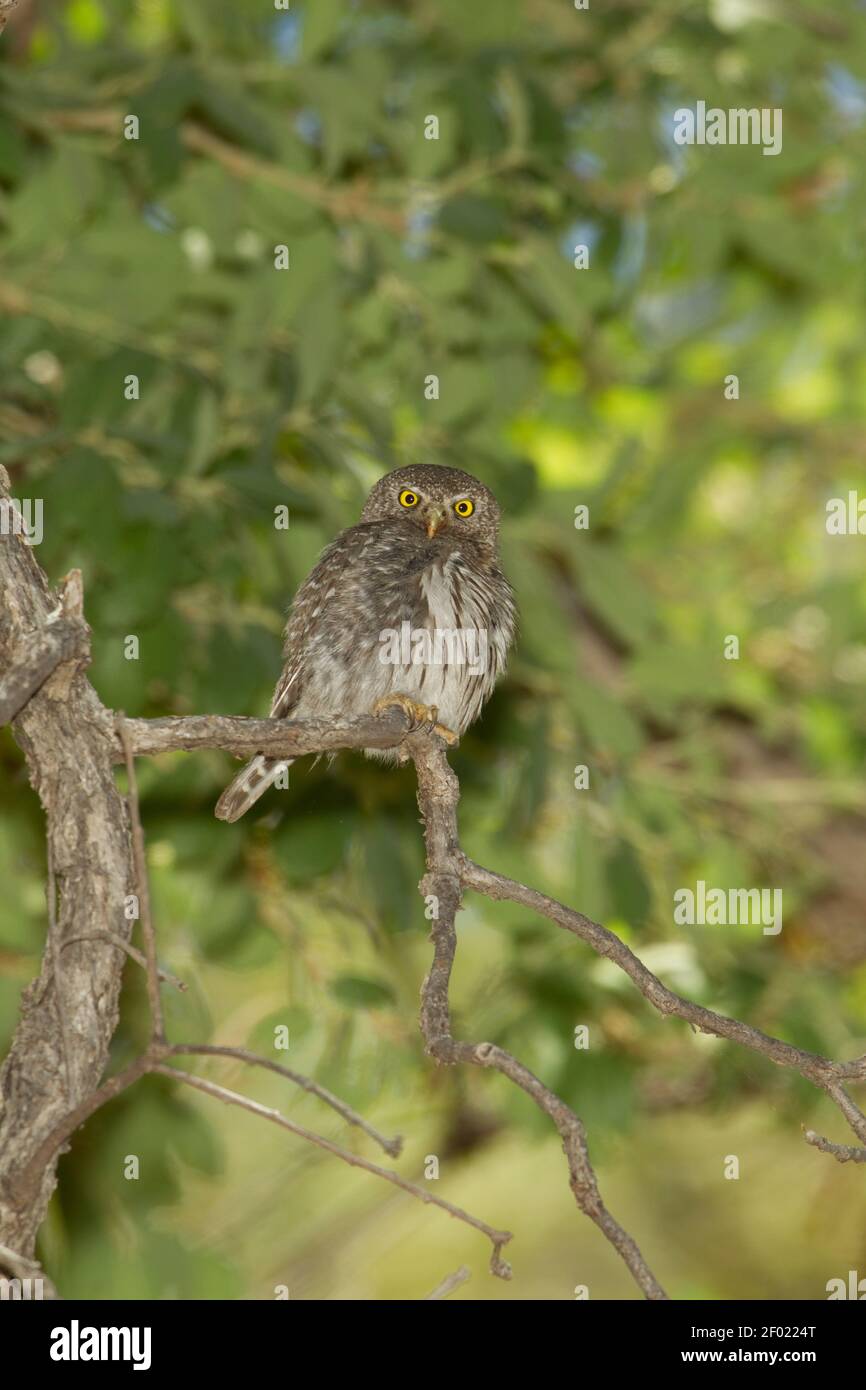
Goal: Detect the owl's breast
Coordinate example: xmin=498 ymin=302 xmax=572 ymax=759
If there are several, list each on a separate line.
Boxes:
xmin=419 ymin=552 xmax=462 ymax=631
xmin=380 ymin=548 xmax=511 ymax=733
xmin=279 ymin=521 xmax=514 ymax=737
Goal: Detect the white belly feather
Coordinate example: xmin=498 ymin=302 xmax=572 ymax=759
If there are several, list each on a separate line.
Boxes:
xmin=385 ymin=553 xmax=497 ymax=733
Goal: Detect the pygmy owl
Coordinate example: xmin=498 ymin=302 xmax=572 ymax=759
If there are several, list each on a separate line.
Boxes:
xmin=215 ymin=464 xmax=517 ymax=822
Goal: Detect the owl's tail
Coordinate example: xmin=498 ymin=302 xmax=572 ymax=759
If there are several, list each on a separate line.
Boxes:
xmin=214 ymin=754 xmax=294 ymax=823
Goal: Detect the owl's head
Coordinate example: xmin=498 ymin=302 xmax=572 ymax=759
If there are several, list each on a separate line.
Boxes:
xmin=361 ymin=465 xmax=501 ymax=548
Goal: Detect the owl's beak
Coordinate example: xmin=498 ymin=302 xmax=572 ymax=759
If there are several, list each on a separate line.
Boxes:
xmin=424 ymin=505 xmax=446 ymax=538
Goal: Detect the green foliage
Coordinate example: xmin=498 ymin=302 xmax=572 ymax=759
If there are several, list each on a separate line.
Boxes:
xmin=2 ymin=0 xmax=866 ymax=1300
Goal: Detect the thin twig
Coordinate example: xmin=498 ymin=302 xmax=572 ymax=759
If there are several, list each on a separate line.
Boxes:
xmin=168 ymin=1044 xmax=402 ymax=1157
xmin=115 ymin=713 xmax=165 ymax=1043
xmin=424 ymin=1265 xmax=471 ymax=1300
xmin=12 ymin=1051 xmax=161 ymax=1208
xmin=182 ymin=123 xmax=407 ymax=234
xmin=62 ymin=933 xmax=187 ymax=993
xmin=0 ymin=1242 xmax=59 ymax=1299
xmin=457 ymin=858 xmax=866 ymax=1092
xmin=22 ymin=108 xmax=408 ymax=233
xmin=156 ymin=1064 xmax=513 ymax=1278
xmin=803 ymin=1129 xmax=866 ymax=1164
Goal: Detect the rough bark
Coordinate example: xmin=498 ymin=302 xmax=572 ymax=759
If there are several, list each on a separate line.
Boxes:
xmin=0 ymin=466 xmax=133 ymax=1255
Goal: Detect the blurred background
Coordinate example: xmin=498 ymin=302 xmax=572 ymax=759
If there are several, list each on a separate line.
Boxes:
xmin=1 ymin=0 xmax=865 ymax=1300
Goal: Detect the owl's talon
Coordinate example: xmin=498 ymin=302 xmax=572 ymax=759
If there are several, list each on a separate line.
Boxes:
xmin=432 ymin=722 xmax=459 ymax=746
xmin=373 ymin=694 xmax=459 ymax=746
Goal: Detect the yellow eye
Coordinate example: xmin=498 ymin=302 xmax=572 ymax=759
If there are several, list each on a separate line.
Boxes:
xmin=453 ymin=498 xmax=474 ymax=518
xmin=399 ymin=489 xmax=419 ymax=508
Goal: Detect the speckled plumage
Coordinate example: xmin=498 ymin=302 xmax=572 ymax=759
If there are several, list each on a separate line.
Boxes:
xmin=215 ymin=465 xmax=516 ymax=822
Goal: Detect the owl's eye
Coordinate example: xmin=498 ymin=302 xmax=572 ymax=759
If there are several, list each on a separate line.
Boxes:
xmin=399 ymin=489 xmax=419 ymax=508
xmin=453 ymin=498 xmax=474 ymax=518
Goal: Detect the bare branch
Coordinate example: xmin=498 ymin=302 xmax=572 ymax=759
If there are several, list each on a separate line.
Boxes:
xmin=167 ymin=1045 xmax=402 ymax=1158
xmin=822 ymin=1081 xmax=866 ymax=1145
xmin=111 ymin=708 xmax=413 ymax=761
xmin=182 ymin=123 xmax=407 ymax=234
xmin=424 ymin=1265 xmax=471 ymax=1300
xmin=0 ymin=471 xmax=134 ymax=1257
xmin=803 ymin=1129 xmax=866 ymax=1164
xmin=457 ymin=858 xmax=866 ymax=1113
xmin=461 ymin=858 xmax=859 ymax=1075
xmin=11 ymin=1052 xmax=161 ymax=1212
xmin=0 ymin=1241 xmax=59 ymax=1298
xmin=62 ymin=933 xmax=187 ymax=993
xmin=23 ymin=110 xmax=408 ymax=234
xmin=156 ymin=1064 xmax=513 ymax=1278
xmin=115 ymin=713 xmax=165 ymax=1043
xmin=0 ymin=0 xmax=21 ymax=35
xmin=410 ymin=738 xmax=667 ymax=1300
xmin=9 ymin=658 xmax=507 ymax=1272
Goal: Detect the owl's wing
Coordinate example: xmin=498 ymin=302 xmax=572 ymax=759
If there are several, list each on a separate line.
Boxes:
xmin=269 ymin=525 xmax=369 ymax=718
xmin=269 ymin=649 xmax=303 ymax=719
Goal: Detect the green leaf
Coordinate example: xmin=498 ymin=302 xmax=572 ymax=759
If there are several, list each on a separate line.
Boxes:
xmin=275 ymin=813 xmax=354 ymax=880
xmin=329 ymin=975 xmax=397 ymax=1010
xmin=301 ymin=0 xmax=345 ymax=58
xmin=439 ymin=195 xmax=510 ymax=243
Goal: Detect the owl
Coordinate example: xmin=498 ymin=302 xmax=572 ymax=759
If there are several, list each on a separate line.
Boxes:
xmin=215 ymin=464 xmax=517 ymax=822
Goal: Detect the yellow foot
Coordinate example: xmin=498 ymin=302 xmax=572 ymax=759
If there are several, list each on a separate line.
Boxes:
xmin=373 ymin=693 xmax=459 ymax=745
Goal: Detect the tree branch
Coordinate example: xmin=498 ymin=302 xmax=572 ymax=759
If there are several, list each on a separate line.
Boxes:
xmin=457 ymin=858 xmax=866 ymax=1123
xmin=0 ymin=471 xmax=134 ymax=1257
xmin=154 ymin=1064 xmax=512 ymax=1276
xmin=424 ymin=1265 xmax=471 ymax=1300
xmin=0 ymin=1240 xmax=58 ymax=1299
xmin=110 ymin=708 xmax=413 ymax=761
xmin=2 ymin=637 xmax=510 ymax=1277
xmin=410 ymin=738 xmax=667 ymax=1300
xmin=166 ymin=1045 xmax=402 ymax=1159
xmin=0 ymin=616 xmax=89 ymax=727
xmin=803 ymin=1128 xmax=866 ymax=1164
xmin=116 ymin=714 xmax=165 ymax=1044
xmin=0 ymin=0 xmax=21 ymax=36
